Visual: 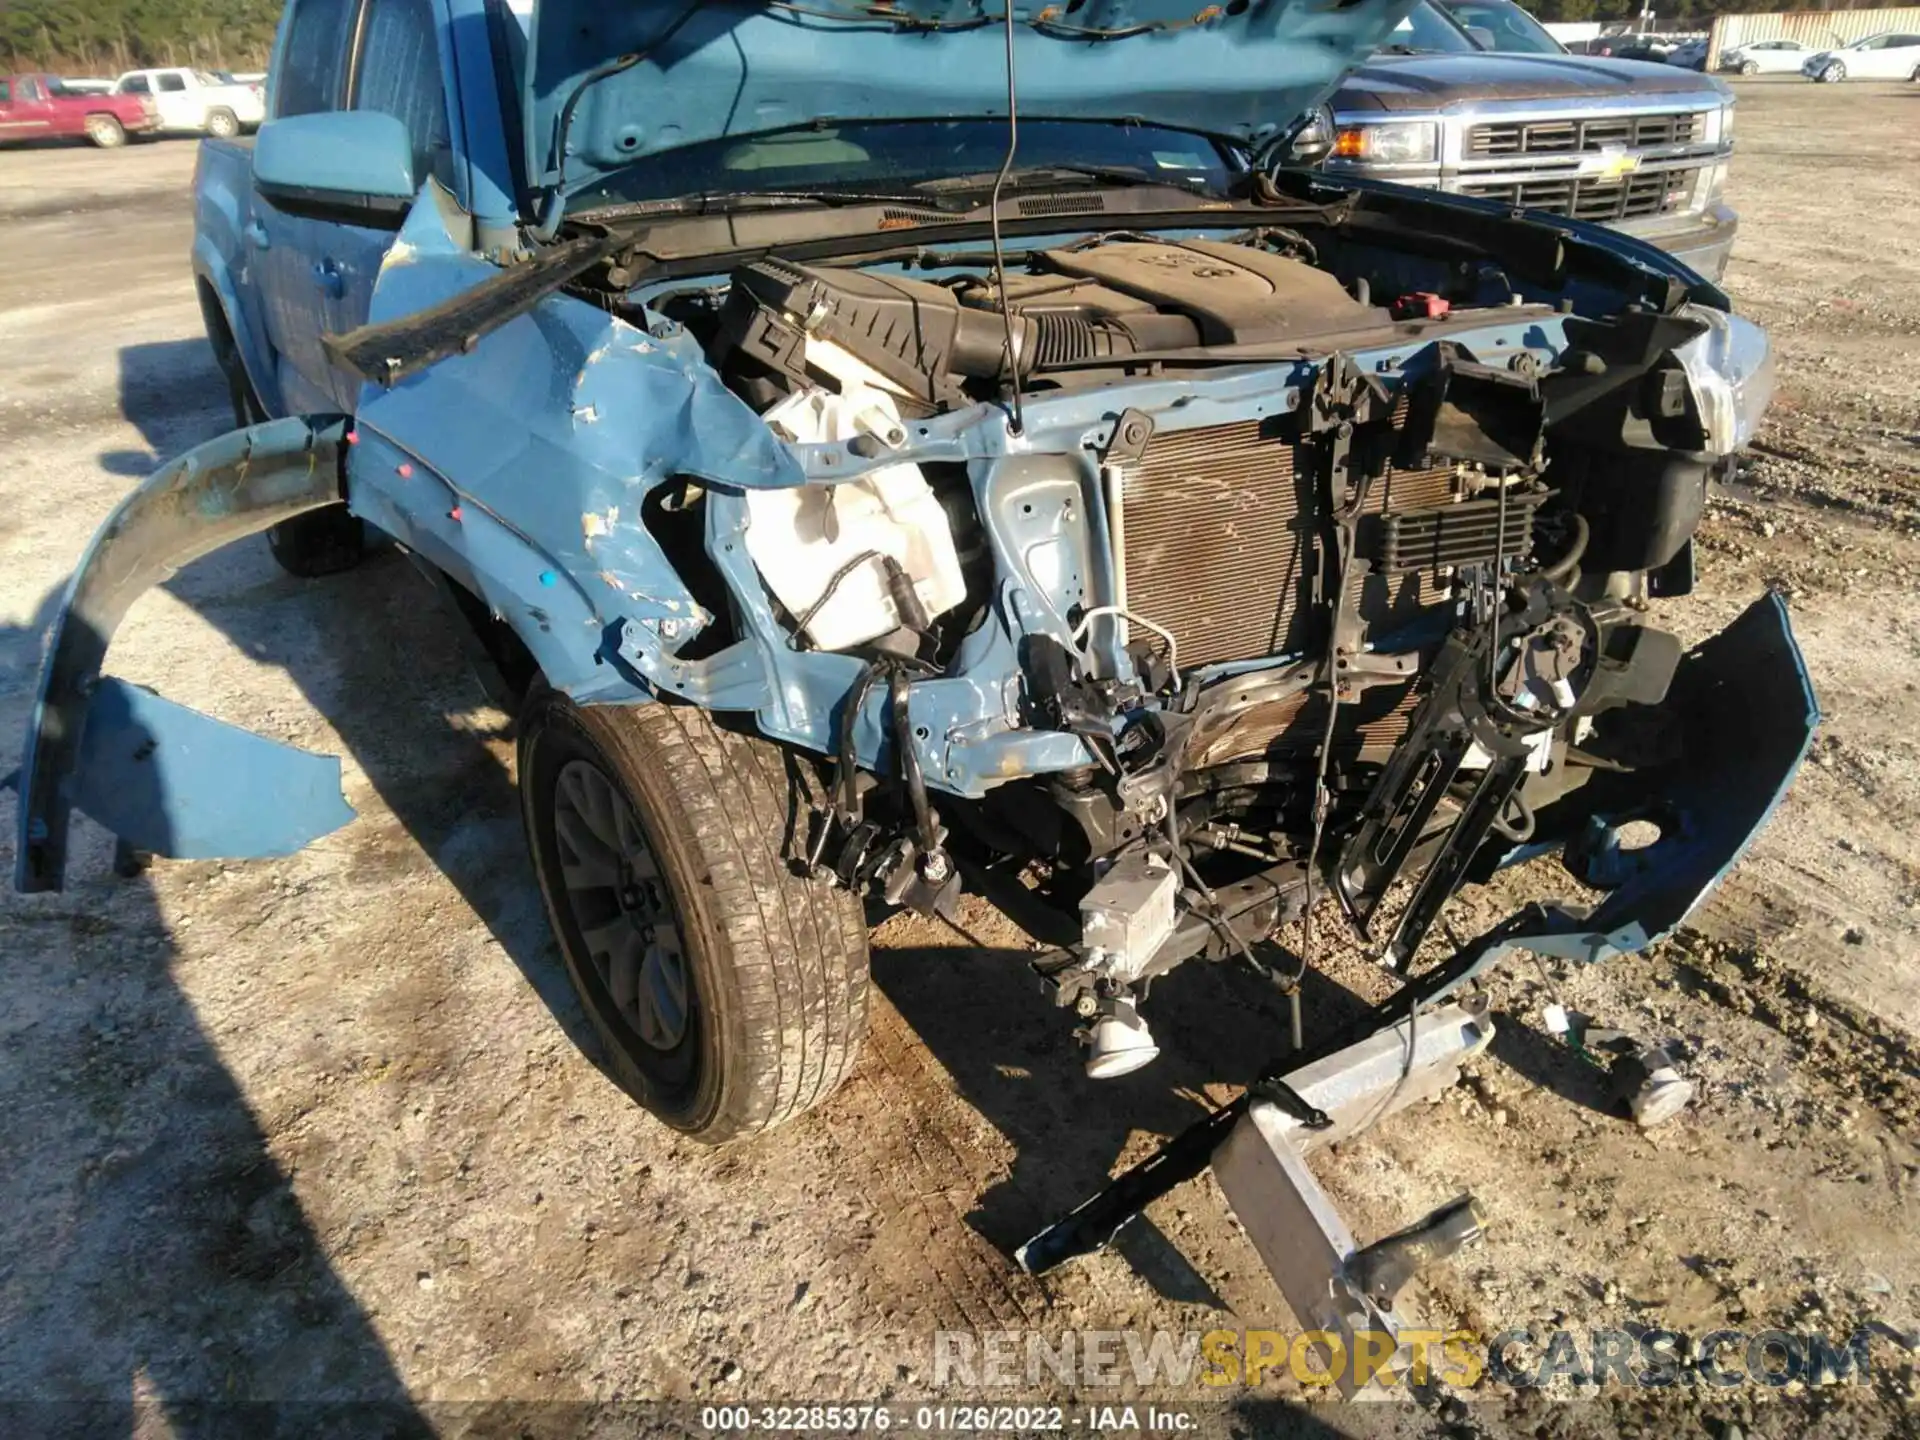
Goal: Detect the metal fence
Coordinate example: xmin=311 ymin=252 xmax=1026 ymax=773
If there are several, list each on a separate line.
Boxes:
xmin=1707 ymin=6 xmax=1920 ymax=70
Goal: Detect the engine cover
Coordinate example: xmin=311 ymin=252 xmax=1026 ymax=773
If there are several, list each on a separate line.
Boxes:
xmin=1035 ymin=239 xmax=1381 ymax=345
xmin=719 ymin=239 xmax=1383 ymax=407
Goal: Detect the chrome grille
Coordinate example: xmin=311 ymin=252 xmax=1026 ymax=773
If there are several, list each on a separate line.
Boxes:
xmin=1117 ymin=420 xmax=1457 ymax=671
xmin=1459 ymin=168 xmax=1694 ymax=222
xmin=1466 ymin=110 xmax=1706 ymax=157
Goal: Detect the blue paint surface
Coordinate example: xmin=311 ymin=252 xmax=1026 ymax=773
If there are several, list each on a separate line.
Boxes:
xmin=70 ymin=679 xmax=356 ymax=861
xmin=523 ymin=0 xmax=1423 ymax=199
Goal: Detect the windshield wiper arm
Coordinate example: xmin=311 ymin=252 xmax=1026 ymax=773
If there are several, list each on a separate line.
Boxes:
xmin=914 ymin=163 xmax=1200 ymax=195
xmin=584 ymin=187 xmax=930 ymax=220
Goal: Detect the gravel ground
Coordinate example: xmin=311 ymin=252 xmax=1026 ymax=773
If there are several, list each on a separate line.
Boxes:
xmin=1 ymin=81 xmax=1917 ymax=1439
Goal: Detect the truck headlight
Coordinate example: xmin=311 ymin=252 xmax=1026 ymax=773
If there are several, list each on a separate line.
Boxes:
xmin=1719 ymin=101 xmax=1735 ymax=143
xmin=1696 ymin=160 xmax=1731 ymax=206
xmin=1330 ymin=122 xmax=1439 ymax=166
xmin=1675 ymin=307 xmax=1774 ymax=456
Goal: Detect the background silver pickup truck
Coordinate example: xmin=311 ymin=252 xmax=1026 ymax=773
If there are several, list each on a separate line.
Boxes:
xmin=1323 ymin=0 xmax=1738 ymax=280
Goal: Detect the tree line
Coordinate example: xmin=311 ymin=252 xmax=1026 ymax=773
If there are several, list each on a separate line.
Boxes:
xmin=0 ymin=0 xmax=280 ymax=76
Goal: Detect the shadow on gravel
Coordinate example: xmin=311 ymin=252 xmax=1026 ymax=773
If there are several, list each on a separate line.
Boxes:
xmin=109 ymin=338 xmax=241 ymax=476
xmin=107 ymin=338 xmax=599 ymax=1068
xmin=0 ymin=343 xmax=611 ymax=1425
xmin=870 ymin=923 xmax=1376 ymax=1306
xmin=1486 ymin=1009 xmax=1625 ymax=1120
xmin=0 ymin=591 xmax=430 ymax=1436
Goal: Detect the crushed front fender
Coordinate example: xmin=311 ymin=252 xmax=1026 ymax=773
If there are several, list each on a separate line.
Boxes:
xmin=14 ymin=417 xmax=357 ymax=893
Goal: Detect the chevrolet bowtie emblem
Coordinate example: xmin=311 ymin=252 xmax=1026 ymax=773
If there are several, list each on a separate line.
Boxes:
xmin=1582 ymin=146 xmax=1643 ymax=181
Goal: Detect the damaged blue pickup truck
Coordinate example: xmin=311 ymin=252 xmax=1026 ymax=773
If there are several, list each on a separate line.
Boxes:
xmin=21 ymin=0 xmax=1812 ymax=1234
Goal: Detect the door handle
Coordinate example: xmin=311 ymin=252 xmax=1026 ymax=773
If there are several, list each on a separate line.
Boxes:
xmin=244 ymin=219 xmax=270 ymax=251
xmin=313 ymin=258 xmax=345 ymax=300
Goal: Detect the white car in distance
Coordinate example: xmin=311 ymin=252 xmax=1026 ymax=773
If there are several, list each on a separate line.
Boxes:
xmin=1801 ymin=31 xmax=1920 ymax=82
xmin=1718 ymin=38 xmax=1809 ymax=74
xmin=112 ymin=67 xmax=265 ymax=138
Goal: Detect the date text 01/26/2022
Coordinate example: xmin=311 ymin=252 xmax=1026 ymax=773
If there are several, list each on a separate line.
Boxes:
xmin=699 ymin=1404 xmax=1196 ymax=1431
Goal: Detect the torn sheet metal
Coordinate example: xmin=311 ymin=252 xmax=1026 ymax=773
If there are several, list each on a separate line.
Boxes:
xmin=15 ymin=417 xmax=354 ymax=892
xmin=1447 ymin=589 xmax=1818 ymax=986
xmin=66 ymin=677 xmax=354 ymax=861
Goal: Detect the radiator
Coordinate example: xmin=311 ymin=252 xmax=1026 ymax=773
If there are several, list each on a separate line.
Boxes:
xmin=1115 ymin=418 xmax=1462 ymax=672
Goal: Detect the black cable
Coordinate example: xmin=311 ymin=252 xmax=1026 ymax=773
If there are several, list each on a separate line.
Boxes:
xmin=792 ymin=548 xmax=886 ymax=640
xmin=888 ymin=665 xmax=941 ymax=858
xmin=1538 ymin=513 xmax=1590 ymax=584
xmin=535 ymin=0 xmax=707 ymax=239
xmin=989 ymin=0 xmax=1026 ymax=436
xmin=835 ymin=662 xmax=882 ymax=822
xmin=1164 ymin=810 xmax=1265 ymax=976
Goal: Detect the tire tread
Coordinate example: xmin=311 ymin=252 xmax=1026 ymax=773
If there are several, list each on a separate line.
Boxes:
xmin=551 ymin=697 xmax=868 ymax=1140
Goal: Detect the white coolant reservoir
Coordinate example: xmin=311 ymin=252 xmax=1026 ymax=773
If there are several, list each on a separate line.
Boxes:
xmin=746 ymin=381 xmax=965 ymax=652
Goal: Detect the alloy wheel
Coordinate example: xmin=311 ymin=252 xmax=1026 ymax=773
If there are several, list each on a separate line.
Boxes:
xmin=552 ymin=758 xmax=691 ymax=1051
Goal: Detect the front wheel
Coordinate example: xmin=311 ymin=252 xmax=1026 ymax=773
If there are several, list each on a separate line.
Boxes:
xmin=1820 ymin=61 xmax=1846 ymax=82
xmin=205 ymin=108 xmax=240 ymax=139
xmin=519 ymin=690 xmax=870 ymax=1142
xmin=1740 ymin=60 xmax=1759 ymax=75
xmin=84 ymin=114 xmax=126 ymax=148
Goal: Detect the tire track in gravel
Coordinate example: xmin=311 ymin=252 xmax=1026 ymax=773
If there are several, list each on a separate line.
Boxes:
xmin=814 ymin=989 xmax=1049 ymax=1335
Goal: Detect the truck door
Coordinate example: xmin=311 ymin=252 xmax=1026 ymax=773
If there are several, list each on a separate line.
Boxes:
xmin=0 ymin=77 xmax=50 ymax=138
xmin=320 ymin=0 xmax=457 ymax=412
xmin=114 ymin=72 xmax=154 ymax=122
xmin=151 ymin=70 xmax=198 ymax=130
xmin=250 ymin=0 xmax=366 ymax=414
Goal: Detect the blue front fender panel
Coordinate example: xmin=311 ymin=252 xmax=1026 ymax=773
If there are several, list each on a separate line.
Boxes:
xmin=14 ymin=417 xmax=358 ymax=893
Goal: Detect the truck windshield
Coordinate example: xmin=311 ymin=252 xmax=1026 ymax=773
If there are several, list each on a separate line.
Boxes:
xmin=569 ymin=118 xmax=1240 ymax=213
xmin=1438 ymin=0 xmax=1567 ymax=55
xmin=1379 ymin=3 xmax=1480 ymax=55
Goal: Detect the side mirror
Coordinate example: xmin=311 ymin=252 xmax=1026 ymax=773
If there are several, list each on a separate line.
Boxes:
xmin=1275 ymin=104 xmax=1337 ymax=169
xmin=254 ymin=111 xmax=415 ymax=222
xmin=1466 ymin=25 xmax=1498 ymax=49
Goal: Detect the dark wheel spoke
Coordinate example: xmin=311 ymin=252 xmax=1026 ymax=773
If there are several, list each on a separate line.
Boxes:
xmin=638 ymin=941 xmax=688 ymax=1049
xmin=606 ymin=926 xmax=645 ymax=1018
xmin=556 ymin=805 xmax=620 ymax=890
xmin=553 ymin=758 xmax=691 ymax=1052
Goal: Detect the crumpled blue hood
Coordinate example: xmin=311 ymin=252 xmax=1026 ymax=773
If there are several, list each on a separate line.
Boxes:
xmin=527 ymin=0 xmax=1421 ymax=202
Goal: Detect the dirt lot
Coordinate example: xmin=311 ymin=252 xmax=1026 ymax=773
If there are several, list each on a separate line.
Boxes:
xmin=2 ymin=82 xmax=1918 ymax=1438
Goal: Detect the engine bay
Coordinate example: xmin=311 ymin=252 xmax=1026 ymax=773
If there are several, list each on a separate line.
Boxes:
xmin=605 ymin=221 xmax=1725 ymax=1006
xmin=305 ymin=180 xmax=1747 ymax=1104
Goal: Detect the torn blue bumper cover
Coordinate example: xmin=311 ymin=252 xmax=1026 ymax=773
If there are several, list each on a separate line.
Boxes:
xmin=13 ymin=418 xmax=357 ymax=893
xmin=1450 ymin=590 xmax=1819 ymax=987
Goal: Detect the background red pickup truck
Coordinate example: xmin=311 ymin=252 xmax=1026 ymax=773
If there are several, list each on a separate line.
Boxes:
xmin=0 ymin=73 xmax=160 ymax=148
